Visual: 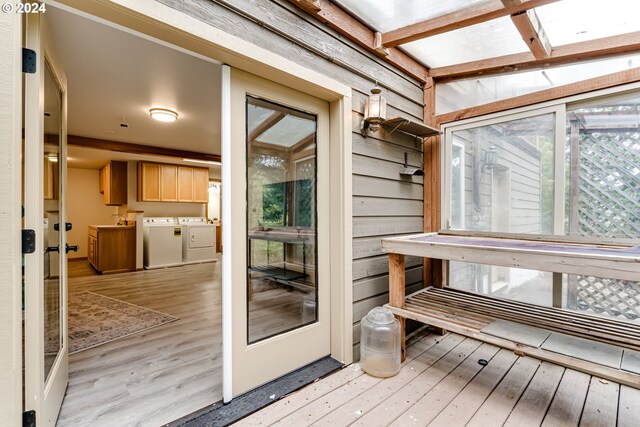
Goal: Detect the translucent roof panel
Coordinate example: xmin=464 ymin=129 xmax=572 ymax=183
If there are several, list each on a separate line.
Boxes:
xmin=256 ymin=115 xmax=316 ymax=148
xmin=334 ymin=0 xmax=491 ymax=33
xmin=536 ymin=0 xmax=640 ymax=46
xmin=436 ymin=54 xmax=640 ymax=115
xmin=403 ymin=17 xmax=529 ymax=68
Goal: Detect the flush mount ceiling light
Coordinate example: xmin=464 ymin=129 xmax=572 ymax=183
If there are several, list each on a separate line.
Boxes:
xmin=149 ymin=108 xmax=178 ymax=122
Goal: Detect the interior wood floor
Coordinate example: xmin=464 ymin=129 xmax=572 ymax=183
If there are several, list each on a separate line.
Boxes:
xmin=57 ymin=258 xmax=222 ymax=427
xmin=236 ymin=331 xmax=640 ymax=427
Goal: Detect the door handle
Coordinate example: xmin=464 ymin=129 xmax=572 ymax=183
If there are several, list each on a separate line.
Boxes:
xmin=54 ymin=222 xmax=73 ymax=232
xmin=65 ymin=244 xmax=79 ymax=253
xmin=46 ymin=246 xmax=59 ymax=253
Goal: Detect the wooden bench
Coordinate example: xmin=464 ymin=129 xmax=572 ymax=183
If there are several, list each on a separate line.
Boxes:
xmin=382 ymin=231 xmax=640 ymax=387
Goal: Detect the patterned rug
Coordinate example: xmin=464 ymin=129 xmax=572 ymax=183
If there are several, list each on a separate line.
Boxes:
xmin=46 ymin=292 xmax=179 ymax=354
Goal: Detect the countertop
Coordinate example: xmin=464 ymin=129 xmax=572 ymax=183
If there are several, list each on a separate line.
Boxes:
xmin=89 ymin=224 xmax=136 ymax=230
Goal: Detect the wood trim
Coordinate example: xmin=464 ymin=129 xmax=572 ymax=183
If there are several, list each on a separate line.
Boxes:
xmin=422 ymin=78 xmax=442 ymax=292
xmin=248 ymin=111 xmax=286 ymax=142
xmin=66 ymin=134 xmax=220 ymax=162
xmin=430 ymin=31 xmax=640 ymax=81
xmin=508 ymin=6 xmax=551 ymax=59
xmin=380 ymin=0 xmax=559 ymax=48
xmin=436 ymin=66 xmax=640 ymax=124
xmin=287 ymin=0 xmax=428 ymax=82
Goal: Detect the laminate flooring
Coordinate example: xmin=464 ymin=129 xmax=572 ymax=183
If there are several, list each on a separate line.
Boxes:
xmin=236 ymin=332 xmax=640 ymax=427
xmin=57 ymin=258 xmax=222 ymax=427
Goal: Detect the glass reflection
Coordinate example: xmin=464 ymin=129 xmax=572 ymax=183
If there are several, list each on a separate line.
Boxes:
xmin=43 ymin=62 xmax=62 ymax=380
xmin=246 ymin=96 xmax=317 ymax=343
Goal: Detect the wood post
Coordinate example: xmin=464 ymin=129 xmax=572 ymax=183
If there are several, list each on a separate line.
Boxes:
xmin=389 ymin=253 xmax=406 ymax=361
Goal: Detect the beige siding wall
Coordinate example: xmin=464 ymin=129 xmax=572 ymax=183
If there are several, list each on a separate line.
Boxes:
xmin=156 ymin=0 xmax=425 ymax=357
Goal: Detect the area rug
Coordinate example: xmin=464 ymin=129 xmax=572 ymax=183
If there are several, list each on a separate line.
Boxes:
xmin=46 ymin=292 xmax=179 ymax=354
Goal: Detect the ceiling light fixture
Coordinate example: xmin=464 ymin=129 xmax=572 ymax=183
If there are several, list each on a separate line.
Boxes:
xmin=182 ymin=158 xmax=222 ymax=165
xmin=149 ymin=108 xmax=178 ymax=122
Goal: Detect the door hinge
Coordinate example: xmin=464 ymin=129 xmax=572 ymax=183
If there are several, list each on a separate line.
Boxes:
xmin=22 ymin=229 xmax=36 ymax=254
xmin=22 ymin=48 xmax=36 ymax=74
xmin=23 ymin=410 xmax=36 ymax=427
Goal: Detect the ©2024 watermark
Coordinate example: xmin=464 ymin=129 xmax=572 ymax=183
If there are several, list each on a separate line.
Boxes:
xmin=2 ymin=2 xmax=46 ymax=13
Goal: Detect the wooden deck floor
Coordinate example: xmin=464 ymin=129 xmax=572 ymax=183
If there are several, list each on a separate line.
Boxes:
xmin=236 ymin=332 xmax=640 ymax=427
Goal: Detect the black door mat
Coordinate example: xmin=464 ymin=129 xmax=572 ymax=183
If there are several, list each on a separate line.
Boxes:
xmin=165 ymin=356 xmax=344 ymax=427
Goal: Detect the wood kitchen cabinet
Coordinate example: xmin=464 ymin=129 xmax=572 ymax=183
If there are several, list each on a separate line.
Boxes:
xmin=101 ymin=161 xmax=128 ymax=205
xmin=192 ymin=168 xmax=209 ymax=202
xmin=88 ymin=225 xmax=136 ymax=274
xmin=138 ymin=161 xmax=209 ymax=202
xmin=177 ymin=166 xmax=193 ymax=201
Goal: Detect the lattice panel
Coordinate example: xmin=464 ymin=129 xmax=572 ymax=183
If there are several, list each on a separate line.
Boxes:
xmin=576 ymin=276 xmax=640 ymax=321
xmin=578 ymin=131 xmax=640 ymax=239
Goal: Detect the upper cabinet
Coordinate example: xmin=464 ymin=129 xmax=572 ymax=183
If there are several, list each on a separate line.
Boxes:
xmin=160 ymin=164 xmax=178 ymax=202
xmin=193 ymin=168 xmax=209 ymax=203
xmin=101 ymin=161 xmax=128 ymax=206
xmin=137 ymin=161 xmax=208 ymax=203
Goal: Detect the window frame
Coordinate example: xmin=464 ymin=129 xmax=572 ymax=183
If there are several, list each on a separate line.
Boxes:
xmin=441 ymin=81 xmax=640 ymax=244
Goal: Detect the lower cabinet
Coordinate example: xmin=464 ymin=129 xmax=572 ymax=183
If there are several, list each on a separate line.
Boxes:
xmin=88 ymin=226 xmax=136 ymax=274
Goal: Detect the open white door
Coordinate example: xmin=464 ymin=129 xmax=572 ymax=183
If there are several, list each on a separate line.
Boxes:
xmin=223 ymin=67 xmax=331 ymax=400
xmin=24 ymin=13 xmax=70 ymax=426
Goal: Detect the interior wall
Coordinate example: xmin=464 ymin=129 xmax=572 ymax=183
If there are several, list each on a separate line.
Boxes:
xmin=122 ymin=161 xmax=206 ymax=217
xmin=66 ymin=167 xmax=118 ymax=258
xmin=157 ymin=0 xmax=426 ymax=359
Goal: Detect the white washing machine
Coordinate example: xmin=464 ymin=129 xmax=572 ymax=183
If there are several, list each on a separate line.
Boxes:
xmin=143 ymin=217 xmax=183 ymax=269
xmin=178 ymin=217 xmax=216 ymax=264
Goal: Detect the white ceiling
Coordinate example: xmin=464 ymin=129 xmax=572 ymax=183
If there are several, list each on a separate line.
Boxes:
xmin=46 ymin=5 xmax=221 ymax=155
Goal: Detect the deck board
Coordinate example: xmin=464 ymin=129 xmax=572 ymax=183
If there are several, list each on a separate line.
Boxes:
xmin=427 ymin=348 xmax=518 ymax=426
xmin=312 ymin=334 xmax=464 ymax=426
xmin=541 ymin=369 xmax=590 ymax=427
xmin=466 ymin=356 xmax=541 ymax=427
xmin=618 ymin=385 xmax=640 ymax=427
xmin=236 ymin=332 xmax=640 ymax=427
xmin=350 ymin=337 xmax=481 ymax=427
xmin=389 ymin=343 xmax=501 ymax=426
xmin=579 ymin=377 xmax=620 ymax=427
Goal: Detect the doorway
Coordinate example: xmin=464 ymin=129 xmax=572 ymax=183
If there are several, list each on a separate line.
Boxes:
xmin=20 ymin=1 xmax=351 ymax=425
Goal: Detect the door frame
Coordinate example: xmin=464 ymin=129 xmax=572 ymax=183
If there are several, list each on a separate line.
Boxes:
xmin=224 ymin=67 xmax=333 ymax=399
xmin=2 ymin=0 xmax=353 ymax=422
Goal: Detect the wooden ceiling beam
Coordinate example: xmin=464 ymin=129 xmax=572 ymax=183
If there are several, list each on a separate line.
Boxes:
xmin=287 ymin=0 xmax=428 ymax=82
xmin=436 ymin=66 xmax=640 ymax=124
xmin=67 ymin=134 xmax=221 ymax=163
xmin=504 ymin=0 xmax=551 ymax=60
xmin=430 ymin=31 xmax=640 ymax=81
xmin=248 ymin=111 xmax=287 ymax=142
xmin=380 ymin=0 xmax=560 ymax=48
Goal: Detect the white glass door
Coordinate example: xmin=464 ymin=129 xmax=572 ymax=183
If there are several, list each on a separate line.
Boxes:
xmin=223 ymin=67 xmax=331 ymax=400
xmin=24 ymin=13 xmax=70 ymax=426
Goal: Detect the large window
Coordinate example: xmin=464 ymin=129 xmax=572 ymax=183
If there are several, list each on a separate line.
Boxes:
xmin=443 ymin=93 xmax=640 ymax=322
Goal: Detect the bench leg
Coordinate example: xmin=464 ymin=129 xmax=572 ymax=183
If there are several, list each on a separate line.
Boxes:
xmin=389 ymin=253 xmax=406 ymax=361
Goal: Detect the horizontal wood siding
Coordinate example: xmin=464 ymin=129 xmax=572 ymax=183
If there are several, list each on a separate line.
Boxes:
xmin=156 ymin=0 xmax=425 ymax=357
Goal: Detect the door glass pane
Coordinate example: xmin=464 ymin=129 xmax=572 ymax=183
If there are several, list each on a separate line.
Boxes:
xmin=43 ymin=62 xmax=63 ymax=380
xmin=448 ymin=113 xmax=556 ymax=302
xmin=246 ymin=96 xmax=317 ymax=343
xmin=565 ymin=96 xmax=640 ymax=323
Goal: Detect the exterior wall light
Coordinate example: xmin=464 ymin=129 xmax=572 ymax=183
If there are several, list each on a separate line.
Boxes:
xmin=361 ymin=86 xmax=387 ymax=135
xmin=483 ymin=145 xmax=497 ymax=172
xmin=149 ymin=108 xmax=178 ymax=122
